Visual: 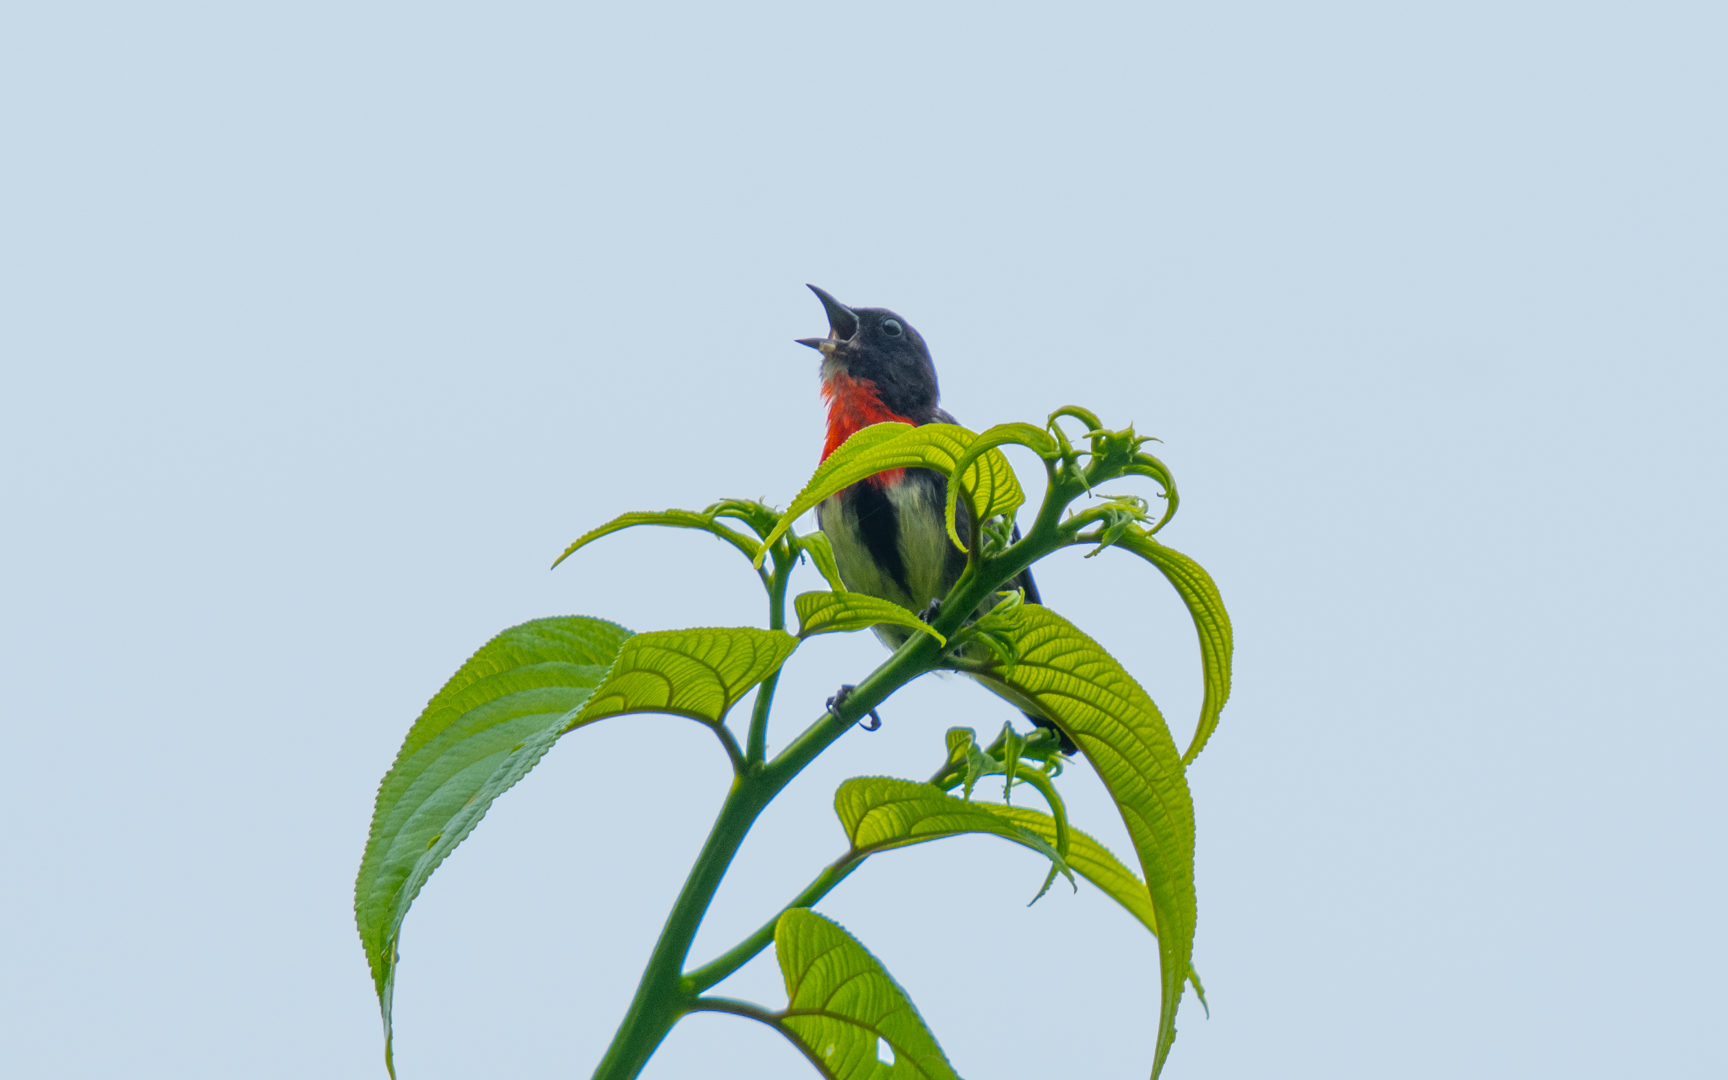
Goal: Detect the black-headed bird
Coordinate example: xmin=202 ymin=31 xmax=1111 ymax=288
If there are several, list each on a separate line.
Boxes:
xmin=797 ymin=285 xmax=1072 ymax=752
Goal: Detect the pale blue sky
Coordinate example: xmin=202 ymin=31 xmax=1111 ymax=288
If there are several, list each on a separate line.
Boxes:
xmin=2 ymin=3 xmax=1722 ymax=1078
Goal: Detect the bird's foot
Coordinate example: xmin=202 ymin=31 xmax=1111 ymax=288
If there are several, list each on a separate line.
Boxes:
xmin=827 ymin=684 xmax=883 ymax=732
xmin=918 ymin=598 xmax=943 ymax=624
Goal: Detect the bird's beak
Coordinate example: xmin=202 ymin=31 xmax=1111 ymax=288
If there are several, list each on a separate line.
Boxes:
xmin=806 ymin=284 xmax=858 ymax=340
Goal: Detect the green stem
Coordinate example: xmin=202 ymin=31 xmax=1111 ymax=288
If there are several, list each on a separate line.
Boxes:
xmin=682 ymin=852 xmax=862 ymax=995
xmin=747 ymin=545 xmax=793 ymax=765
xmin=587 ymin=777 xmax=774 ymax=1080
xmin=588 ymin=624 xmax=941 ymax=1080
xmin=708 ymin=723 xmax=747 ymax=775
xmin=590 ymin=474 xmax=1089 ymax=1080
xmin=686 ymin=997 xmax=837 ymax=1079
xmin=686 ymin=996 xmax=781 ymax=1024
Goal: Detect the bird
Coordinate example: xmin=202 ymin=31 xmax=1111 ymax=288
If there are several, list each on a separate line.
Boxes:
xmin=796 ymin=284 xmax=1074 ymax=753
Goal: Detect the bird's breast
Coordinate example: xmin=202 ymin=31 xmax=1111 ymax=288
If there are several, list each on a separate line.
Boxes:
xmin=821 ymin=369 xmax=916 ymax=464
xmin=817 ymin=469 xmax=962 ymax=618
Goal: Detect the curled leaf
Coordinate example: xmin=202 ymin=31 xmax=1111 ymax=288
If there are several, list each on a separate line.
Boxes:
xmin=1123 ymin=453 xmax=1178 ymax=533
xmin=1112 ymin=533 xmax=1233 ymax=765
xmin=942 ymin=422 xmax=1060 ymax=550
xmin=758 ymin=423 xmax=1022 ymax=563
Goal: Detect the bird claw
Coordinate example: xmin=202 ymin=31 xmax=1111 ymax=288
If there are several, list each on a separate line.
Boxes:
xmin=918 ymin=598 xmax=943 ymax=624
xmin=827 ymin=684 xmax=883 ymax=732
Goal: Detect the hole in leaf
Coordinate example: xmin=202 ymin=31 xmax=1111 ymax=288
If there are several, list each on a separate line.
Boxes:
xmin=877 ymin=1037 xmax=896 ymax=1065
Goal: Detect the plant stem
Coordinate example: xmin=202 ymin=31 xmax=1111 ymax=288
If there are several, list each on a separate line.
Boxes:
xmin=590 ymin=477 xmax=1086 ymax=1080
xmin=686 ymin=995 xmax=781 ymax=1023
xmin=587 ymin=776 xmax=776 ymax=1080
xmin=746 ymin=545 xmax=792 ymax=765
xmin=588 ymin=628 xmax=943 ymax=1080
xmin=682 ymin=852 xmax=862 ymax=995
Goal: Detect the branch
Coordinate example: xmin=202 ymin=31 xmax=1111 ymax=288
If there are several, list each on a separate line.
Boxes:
xmin=683 ymin=853 xmax=862 ymax=994
xmin=687 ymin=996 xmax=781 ymax=1025
xmin=709 ymin=722 xmax=747 ymax=776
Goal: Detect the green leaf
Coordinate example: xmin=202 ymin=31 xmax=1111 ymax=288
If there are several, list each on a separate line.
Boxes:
xmin=353 ymin=616 xmax=632 ymax=1076
xmin=833 ymin=777 xmax=1071 ymax=893
xmin=552 ymin=507 xmax=761 ymax=570
xmin=978 ymin=801 xmax=1206 ymax=1012
xmin=704 ymin=497 xmax=786 ymax=541
xmin=1123 ymin=452 xmax=1179 ymax=533
xmin=772 ymin=908 xmax=962 ymax=1080
xmin=756 ymin=422 xmax=913 ymax=561
xmin=941 ymin=422 xmax=1059 ymax=551
xmin=573 ymin=627 xmax=799 ymax=727
xmin=796 ymin=531 xmax=851 ymax=593
xmin=964 ymin=605 xmax=1195 ymax=1079
xmin=980 ymin=802 xmax=1155 ymax=930
xmin=757 ymin=423 xmax=1023 ymax=562
xmin=1113 ymin=533 xmax=1233 ymax=765
xmin=795 ymin=591 xmax=945 ymax=646
xmin=942 ymin=727 xmax=996 ymax=801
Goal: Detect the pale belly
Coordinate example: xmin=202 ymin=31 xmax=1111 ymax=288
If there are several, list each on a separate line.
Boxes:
xmin=816 ymin=471 xmax=961 ymax=640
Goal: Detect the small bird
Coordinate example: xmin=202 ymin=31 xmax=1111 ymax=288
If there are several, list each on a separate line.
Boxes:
xmin=797 ymin=285 xmax=1072 ymax=752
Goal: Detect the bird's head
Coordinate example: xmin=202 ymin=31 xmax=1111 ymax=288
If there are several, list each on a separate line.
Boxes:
xmin=797 ymin=285 xmax=940 ymax=419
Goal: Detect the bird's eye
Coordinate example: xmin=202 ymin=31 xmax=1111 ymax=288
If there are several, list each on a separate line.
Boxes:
xmin=882 ymin=319 xmax=903 ymax=337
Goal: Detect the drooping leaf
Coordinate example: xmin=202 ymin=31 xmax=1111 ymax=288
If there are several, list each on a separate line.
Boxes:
xmin=795 ymin=592 xmax=945 ymax=646
xmin=964 ymin=605 xmax=1195 ymax=1079
xmin=757 ymin=423 xmax=1022 ymax=562
xmin=704 ymin=497 xmax=786 ymax=542
xmin=979 ymin=801 xmax=1206 ymax=1011
xmin=796 ymin=531 xmax=851 ymax=593
xmin=941 ymin=422 xmax=1059 ymax=551
xmin=772 ymin=908 xmax=962 ymax=1080
xmin=354 ymin=616 xmax=632 ymax=1076
xmin=573 ymin=627 xmax=798 ymax=727
xmin=1113 ymin=533 xmax=1233 ymax=765
xmin=833 ymin=777 xmax=1070 ymax=891
xmin=552 ymin=508 xmax=760 ymax=569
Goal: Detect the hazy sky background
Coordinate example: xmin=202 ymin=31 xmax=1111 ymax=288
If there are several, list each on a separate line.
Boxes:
xmin=2 ymin=2 xmax=1722 ymax=1078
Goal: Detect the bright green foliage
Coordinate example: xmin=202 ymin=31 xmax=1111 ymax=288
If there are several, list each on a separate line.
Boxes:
xmin=978 ymin=802 xmax=1207 ymax=1012
xmin=967 ymin=605 xmax=1195 ymax=1078
xmin=1046 ymin=406 xmax=1179 ymax=534
xmin=756 ymin=423 xmax=1022 ymax=560
xmin=353 ymin=616 xmax=631 ymax=1075
xmin=939 ymin=422 xmax=1059 ymax=550
xmin=772 ymin=909 xmax=961 ymax=1080
xmin=574 ymin=627 xmax=798 ymax=727
xmin=832 ymin=777 xmax=1071 ymax=891
xmin=553 ymin=506 xmax=761 ymax=568
xmin=796 ymin=591 xmax=946 ymax=646
xmin=795 ymin=531 xmax=850 ymax=593
xmin=1113 ymin=533 xmax=1234 ymax=765
xmin=355 ymin=403 xmax=1233 ymax=1080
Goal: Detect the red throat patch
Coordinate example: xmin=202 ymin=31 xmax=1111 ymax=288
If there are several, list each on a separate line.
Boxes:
xmin=821 ymin=370 xmax=914 ymax=486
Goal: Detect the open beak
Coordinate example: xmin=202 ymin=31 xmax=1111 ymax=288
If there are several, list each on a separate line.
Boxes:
xmin=796 ymin=284 xmax=858 ymax=350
